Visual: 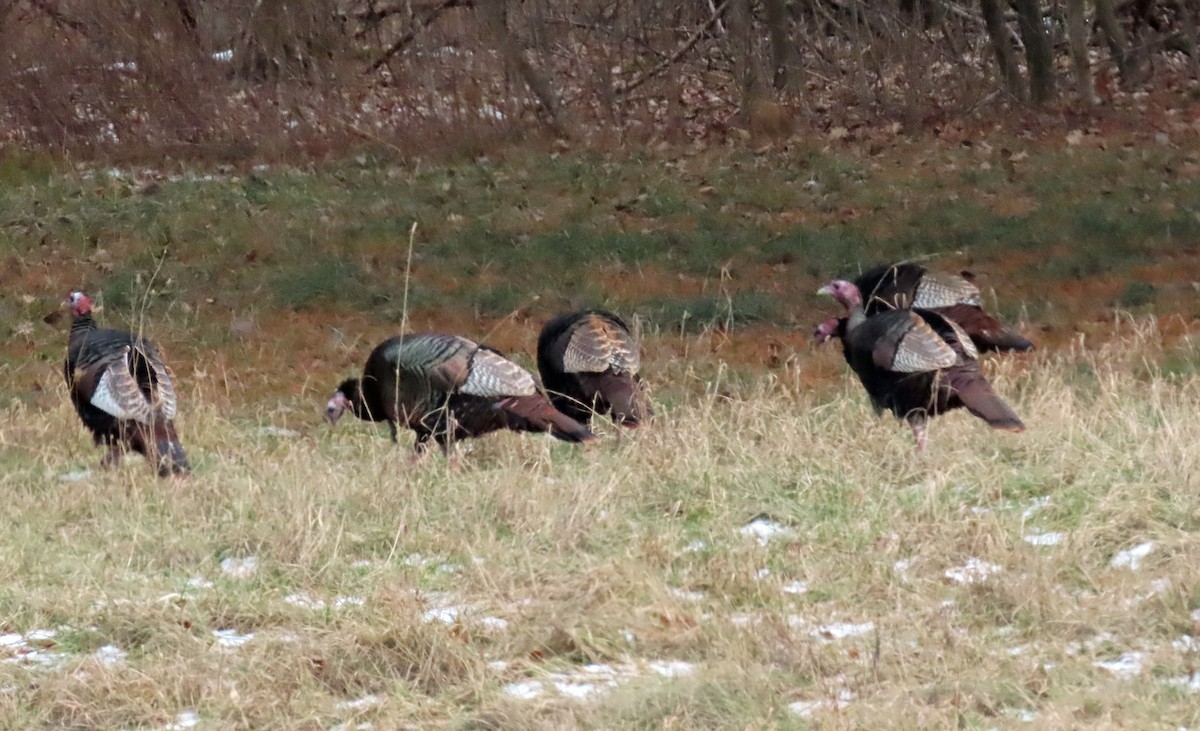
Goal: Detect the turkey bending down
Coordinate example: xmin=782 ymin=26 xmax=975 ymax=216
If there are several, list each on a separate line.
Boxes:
xmin=854 ymin=263 xmax=1033 ymax=353
xmin=816 ymin=280 xmax=1025 ymax=451
xmin=537 ymin=310 xmax=651 ymax=428
xmin=325 ymin=332 xmax=596 ymax=456
xmin=63 ymin=291 xmax=190 ymax=476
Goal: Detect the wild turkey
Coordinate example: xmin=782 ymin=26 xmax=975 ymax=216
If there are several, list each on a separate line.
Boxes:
xmin=63 ymin=291 xmax=190 ymax=476
xmin=817 ymin=280 xmax=1025 ymax=451
xmin=853 ymin=263 xmax=1033 ymax=352
xmin=536 ymin=310 xmax=650 ymax=428
xmin=325 ymin=332 xmax=596 ymax=455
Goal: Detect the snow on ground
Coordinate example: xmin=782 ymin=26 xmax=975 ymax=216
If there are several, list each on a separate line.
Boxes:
xmin=420 ymin=592 xmax=508 ymax=631
xmin=944 ymin=558 xmax=1003 ymax=585
xmin=1110 ymin=541 xmax=1156 ymax=571
xmin=213 ymin=629 xmax=254 ymax=650
xmin=1023 ymin=531 xmax=1065 ymax=547
xmin=334 ymin=694 xmax=383 ymax=712
xmin=500 ymin=659 xmax=696 ymax=701
xmin=220 ymin=556 xmax=258 ymax=578
xmin=1093 ymin=652 xmax=1145 ymax=679
xmin=738 ymin=517 xmax=793 ymax=546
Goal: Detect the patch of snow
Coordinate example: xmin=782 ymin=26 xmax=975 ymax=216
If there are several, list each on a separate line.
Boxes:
xmin=684 ymin=539 xmax=707 ymax=553
xmin=334 ymin=694 xmax=382 ymax=711
xmin=422 ymin=605 xmax=461 ymax=624
xmin=1192 ymin=608 xmax=1200 ymax=624
xmin=107 ymin=61 xmax=138 ymax=72
xmin=670 ymin=587 xmax=706 ymax=602
xmin=1094 ymin=652 xmax=1145 ymax=679
xmin=95 ymin=644 xmax=127 ymax=667
xmin=648 ymin=659 xmax=695 ymax=677
xmin=788 ymin=688 xmax=854 ymax=717
xmin=211 ymin=49 xmax=234 ymax=62
xmin=163 ymin=711 xmax=200 ymax=730
xmin=739 ymin=517 xmax=793 ymax=546
xmin=755 ymin=568 xmax=771 ymax=580
xmin=478 ymin=616 xmax=509 ymax=631
xmin=1023 ymin=531 xmax=1064 ymax=547
xmin=1111 ymin=542 xmax=1155 ymax=571
xmin=782 ymin=580 xmax=809 ymax=595
xmin=351 ymin=559 xmax=373 ymax=569
xmin=1173 ymin=635 xmax=1200 ymax=653
xmin=220 ymin=556 xmax=258 ymax=578
xmin=213 ymin=629 xmax=254 ymax=649
xmin=487 ymin=660 xmax=509 ymax=672
xmin=334 ymin=595 xmax=366 ymax=609
xmin=501 ymin=659 xmax=696 ymax=702
xmin=813 ymin=622 xmax=874 ymax=641
xmin=284 ymin=592 xmax=326 ymax=610
xmin=0 ymin=634 xmax=25 ymax=650
xmin=945 ymin=558 xmax=1002 ymax=585
xmin=1007 ymin=708 xmax=1038 ymax=722
xmin=729 ymin=613 xmax=758 ymax=627
xmin=59 ymin=469 xmax=93 ymax=481
xmin=186 ymin=576 xmax=214 ymax=590
xmin=25 ymin=629 xmax=56 ymax=642
xmin=1163 ymin=674 xmax=1200 ymax=693
xmin=502 ymin=680 xmax=546 ymax=700
xmin=1021 ymin=496 xmax=1051 ymax=520
xmin=893 ymin=558 xmax=913 ymax=581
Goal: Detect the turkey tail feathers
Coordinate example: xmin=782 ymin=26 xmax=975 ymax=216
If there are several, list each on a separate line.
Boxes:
xmin=947 ymin=370 xmax=1025 ymax=432
xmin=936 ymin=304 xmax=1034 ymax=353
xmin=499 ymin=395 xmax=596 ymax=443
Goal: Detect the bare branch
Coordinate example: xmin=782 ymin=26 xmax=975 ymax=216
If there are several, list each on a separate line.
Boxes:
xmin=615 ymin=0 xmax=732 ymax=96
xmin=363 ymin=0 xmax=465 ymax=74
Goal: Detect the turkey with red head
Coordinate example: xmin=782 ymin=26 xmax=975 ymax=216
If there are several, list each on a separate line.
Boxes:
xmin=326 ymin=332 xmax=595 ymax=456
xmin=817 ymin=280 xmax=1025 ymax=451
xmin=536 ymin=310 xmax=650 ymax=428
xmin=853 ymin=263 xmax=1033 ymax=353
xmin=63 ymin=291 xmax=190 ymax=476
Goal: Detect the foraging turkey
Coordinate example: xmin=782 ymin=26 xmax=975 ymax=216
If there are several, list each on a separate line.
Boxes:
xmin=63 ymin=291 xmax=190 ymax=476
xmin=325 ymin=332 xmax=596 ymax=455
xmin=537 ymin=310 xmax=650 ymax=428
xmin=817 ymin=280 xmax=1025 ymax=451
xmin=853 ymin=263 xmax=1033 ymax=352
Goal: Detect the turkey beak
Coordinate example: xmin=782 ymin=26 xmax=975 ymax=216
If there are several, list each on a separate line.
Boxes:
xmin=816 ymin=284 xmax=835 ymax=297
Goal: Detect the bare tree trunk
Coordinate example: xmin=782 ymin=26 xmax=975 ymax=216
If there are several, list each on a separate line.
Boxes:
xmin=477 ymin=0 xmax=572 ymax=138
xmin=1095 ymin=0 xmax=1137 ymax=87
xmin=763 ymin=0 xmax=794 ymax=92
xmin=1012 ymin=0 xmax=1055 ymax=104
xmin=234 ymin=0 xmax=343 ymax=81
xmin=979 ymin=0 xmax=1027 ymax=101
xmin=725 ymin=0 xmax=763 ymax=125
xmin=1065 ymin=0 xmax=1096 ymax=103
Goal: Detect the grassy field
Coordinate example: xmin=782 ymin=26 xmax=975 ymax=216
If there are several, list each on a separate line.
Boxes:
xmin=2 ymin=114 xmax=1200 ymax=729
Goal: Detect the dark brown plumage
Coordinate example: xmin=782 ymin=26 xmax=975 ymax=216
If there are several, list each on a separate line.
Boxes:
xmin=818 ymin=280 xmax=1025 ymax=451
xmin=326 ymin=332 xmax=595 ymax=455
xmin=854 ymin=263 xmax=1034 ymax=353
xmin=536 ymin=310 xmax=650 ymax=428
xmin=63 ymin=291 xmax=190 ymax=476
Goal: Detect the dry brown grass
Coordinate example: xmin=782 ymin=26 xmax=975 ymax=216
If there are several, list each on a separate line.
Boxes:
xmin=1 ymin=316 xmax=1199 ymax=729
